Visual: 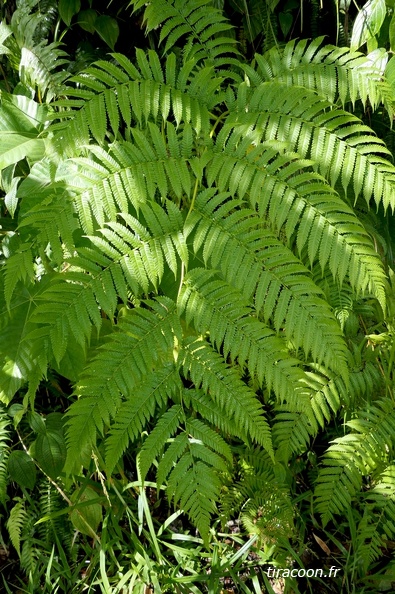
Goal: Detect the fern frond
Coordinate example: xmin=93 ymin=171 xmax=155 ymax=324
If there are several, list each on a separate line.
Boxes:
xmin=229 ymin=81 xmax=395 ymax=211
xmin=247 ymin=37 xmax=393 ymax=115
xmin=106 ymin=364 xmax=182 ymax=473
xmin=273 ymin=366 xmax=345 ymax=461
xmin=359 ymin=466 xmax=395 ymax=568
xmin=182 ymin=388 xmax=247 ymax=441
xmin=30 ymin=200 xmax=188 ymax=361
xmin=138 ymin=404 xmax=184 ymax=480
xmin=181 ymin=336 xmax=273 ymax=455
xmin=66 ymin=297 xmax=181 ymax=458
xmin=187 ymin=189 xmax=348 ymax=371
xmin=208 ymin=132 xmax=388 ymax=309
xmin=315 ymin=399 xmax=395 ymax=526
xmin=3 ymin=245 xmax=35 ymax=308
xmin=0 ymin=405 xmax=11 ymax=505
xmin=7 ymin=500 xmax=27 ymax=556
xmin=19 ymin=41 xmax=69 ymax=102
xmin=130 ymin=0 xmax=239 ymax=69
xmin=0 ymin=283 xmax=46 ymax=404
xmin=51 ymin=51 xmax=214 ymax=152
xmin=158 ymin=423 xmax=230 ymax=543
xmin=179 ymin=270 xmax=319 ymax=398
xmin=221 ymin=447 xmax=293 ymax=542
xmin=185 ymin=417 xmax=233 ymax=463
xmin=37 ymin=481 xmax=69 ymax=548
xmin=62 ymin=128 xmax=194 ymax=233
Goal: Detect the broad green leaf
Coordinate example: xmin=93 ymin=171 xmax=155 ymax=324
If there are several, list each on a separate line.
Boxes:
xmin=94 ymin=16 xmax=119 ymax=50
xmin=77 ymin=9 xmax=97 ymax=33
xmin=390 ymin=11 xmax=395 ymax=51
xmin=58 ymin=0 xmax=81 ymax=26
xmin=46 ymin=413 xmax=65 ymax=434
xmin=70 ymin=486 xmax=102 ymax=537
xmin=0 ymin=22 xmax=12 ymax=55
xmin=0 ymin=285 xmax=39 ymax=404
xmin=0 ymin=94 xmax=47 ymax=170
xmin=350 ymin=0 xmax=386 ymax=50
xmin=279 ymin=12 xmax=293 ymax=37
xmin=0 ymin=94 xmax=47 ymax=133
xmin=34 ymin=431 xmax=66 ymax=479
xmin=4 ymin=175 xmax=21 ymax=218
xmin=385 ymin=55 xmax=395 ymax=92
xmin=0 ymin=133 xmax=45 ymax=170
xmin=28 ymin=411 xmax=46 ymax=435
xmin=8 ymin=450 xmax=36 ymax=489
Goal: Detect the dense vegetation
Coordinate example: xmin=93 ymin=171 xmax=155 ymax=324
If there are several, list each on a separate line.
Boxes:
xmin=1 ymin=0 xmax=395 ymax=592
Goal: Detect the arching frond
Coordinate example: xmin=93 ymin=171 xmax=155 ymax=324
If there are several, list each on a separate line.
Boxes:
xmin=315 ymin=399 xmax=395 ymax=526
xmin=246 ymin=37 xmax=393 ymax=115
xmin=129 ymin=0 xmax=239 ymax=69
xmin=66 ymin=297 xmax=181 ymax=457
xmin=179 ymin=269 xmax=306 ymax=399
xmin=187 ymin=189 xmax=348 ymax=371
xmin=50 ymin=51 xmax=215 ymax=153
xmin=228 ymin=81 xmax=395 ymax=211
xmin=208 ymin=131 xmax=388 ymax=309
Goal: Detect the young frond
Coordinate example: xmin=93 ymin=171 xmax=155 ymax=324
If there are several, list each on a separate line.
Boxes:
xmin=187 ymin=189 xmax=348 ymax=372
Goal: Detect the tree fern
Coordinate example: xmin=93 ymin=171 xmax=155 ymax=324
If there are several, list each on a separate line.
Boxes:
xmin=2 ymin=0 xmax=395 ymax=570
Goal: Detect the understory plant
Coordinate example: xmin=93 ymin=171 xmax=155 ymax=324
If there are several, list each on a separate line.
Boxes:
xmin=1 ymin=0 xmax=395 ymax=591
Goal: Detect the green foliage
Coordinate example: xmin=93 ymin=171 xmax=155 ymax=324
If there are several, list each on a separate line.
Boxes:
xmin=2 ymin=0 xmax=395 ymax=591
